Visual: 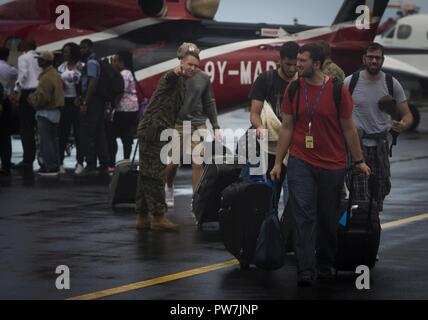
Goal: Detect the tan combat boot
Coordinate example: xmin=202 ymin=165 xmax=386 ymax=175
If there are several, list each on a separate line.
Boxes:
xmin=151 ymin=215 xmax=179 ymax=231
xmin=136 ymin=214 xmax=152 ymax=230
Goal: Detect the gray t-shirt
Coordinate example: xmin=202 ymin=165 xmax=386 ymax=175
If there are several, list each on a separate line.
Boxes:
xmin=176 ymin=69 xmax=218 ymax=127
xmin=344 ymin=71 xmax=406 ymax=147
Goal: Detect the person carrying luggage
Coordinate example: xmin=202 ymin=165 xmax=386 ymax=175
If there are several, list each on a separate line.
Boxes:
xmin=344 ymin=42 xmax=413 ymax=211
xmin=165 ymin=42 xmax=221 ymax=208
xmin=248 ymin=41 xmax=299 ymax=207
xmin=270 ymin=43 xmax=370 ymax=286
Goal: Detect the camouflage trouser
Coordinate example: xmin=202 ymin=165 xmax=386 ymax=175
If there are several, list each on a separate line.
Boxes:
xmin=135 ymin=138 xmax=167 ymax=217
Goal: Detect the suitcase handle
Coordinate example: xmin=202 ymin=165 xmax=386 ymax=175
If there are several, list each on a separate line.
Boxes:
xmin=131 ymin=141 xmax=139 ymax=166
xmin=346 ymin=174 xmax=377 ymax=231
xmin=267 ymin=181 xmax=279 ymax=218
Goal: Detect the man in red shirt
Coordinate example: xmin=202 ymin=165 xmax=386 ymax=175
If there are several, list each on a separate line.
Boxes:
xmin=270 ymin=43 xmax=370 ymax=286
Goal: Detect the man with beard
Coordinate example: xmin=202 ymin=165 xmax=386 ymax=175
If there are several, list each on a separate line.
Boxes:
xmin=135 ymin=45 xmax=200 ymax=231
xmin=344 ymin=42 xmax=413 ymax=211
xmin=270 ymin=43 xmax=370 ymax=286
xmin=249 ymin=41 xmax=299 ymax=206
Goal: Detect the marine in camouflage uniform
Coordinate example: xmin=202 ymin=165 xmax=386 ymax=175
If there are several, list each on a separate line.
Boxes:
xmin=317 ymin=40 xmax=346 ymax=82
xmin=323 ymin=60 xmax=346 ymax=82
xmin=135 ymin=71 xmax=185 ymax=230
xmin=135 ymin=45 xmax=200 ymax=231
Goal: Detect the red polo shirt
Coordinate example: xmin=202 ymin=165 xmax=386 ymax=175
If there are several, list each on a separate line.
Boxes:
xmin=281 ymin=77 xmax=353 ymax=170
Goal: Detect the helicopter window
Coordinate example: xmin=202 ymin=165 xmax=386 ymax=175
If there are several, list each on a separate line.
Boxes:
xmin=385 ymin=27 xmax=395 ymax=39
xmin=397 ymin=25 xmax=412 ymax=39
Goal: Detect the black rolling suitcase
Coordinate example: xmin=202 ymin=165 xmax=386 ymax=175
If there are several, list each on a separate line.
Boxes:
xmin=192 ymin=155 xmax=243 ymax=226
xmin=335 ymin=175 xmax=381 ymax=271
xmin=110 ymin=144 xmax=139 ymax=207
xmin=219 ymin=181 xmax=272 ymax=269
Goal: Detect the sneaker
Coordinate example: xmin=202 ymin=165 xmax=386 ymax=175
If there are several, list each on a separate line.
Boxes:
xmin=37 ymin=168 xmax=59 ymax=177
xmin=165 ymin=184 xmax=175 ymax=208
xmin=74 ymin=164 xmax=84 ymax=175
xmin=297 ymin=271 xmax=314 ymax=287
xmin=136 ymin=214 xmax=152 ymax=230
xmin=151 ymin=215 xmax=179 ymax=231
xmin=59 ymin=165 xmax=66 ymax=174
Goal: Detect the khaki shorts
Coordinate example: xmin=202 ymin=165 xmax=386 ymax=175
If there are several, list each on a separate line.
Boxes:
xmin=172 ymin=123 xmax=208 ymax=164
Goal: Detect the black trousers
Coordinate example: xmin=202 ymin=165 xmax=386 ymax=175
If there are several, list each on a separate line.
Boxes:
xmin=79 ymin=98 xmax=109 ymax=170
xmin=19 ymin=89 xmax=37 ymax=165
xmin=0 ymin=98 xmax=12 ymax=171
xmin=106 ymin=111 xmax=137 ymax=166
xmin=59 ymin=97 xmax=83 ymax=165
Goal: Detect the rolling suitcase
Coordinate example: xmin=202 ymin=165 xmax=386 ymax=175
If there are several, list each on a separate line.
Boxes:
xmin=192 ymin=155 xmax=243 ymax=226
xmin=219 ymin=181 xmax=272 ymax=269
xmin=335 ymin=175 xmax=381 ymax=271
xmin=110 ymin=144 xmax=139 ymax=207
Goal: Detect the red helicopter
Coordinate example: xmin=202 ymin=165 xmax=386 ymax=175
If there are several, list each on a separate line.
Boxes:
xmin=1 ymin=0 xmax=390 ymax=109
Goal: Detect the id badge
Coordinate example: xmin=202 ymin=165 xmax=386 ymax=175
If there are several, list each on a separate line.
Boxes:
xmin=305 ymin=135 xmax=314 ymax=149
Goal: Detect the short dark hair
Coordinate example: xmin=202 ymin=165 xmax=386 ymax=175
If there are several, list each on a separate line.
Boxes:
xmin=316 ymin=41 xmax=331 ymax=59
xmin=0 ymin=47 xmax=9 ymax=61
xmin=365 ymin=42 xmax=385 ymax=56
xmin=62 ymin=42 xmax=81 ymax=63
xmin=280 ymin=41 xmax=299 ymax=60
xmin=80 ymin=38 xmax=93 ymax=48
xmin=299 ymin=43 xmax=325 ymax=67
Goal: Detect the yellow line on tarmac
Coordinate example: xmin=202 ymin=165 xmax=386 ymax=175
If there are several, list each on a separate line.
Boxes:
xmin=67 ymin=212 xmax=428 ymax=300
xmin=67 ymin=259 xmax=239 ymax=300
xmin=382 ymin=212 xmax=428 ymax=230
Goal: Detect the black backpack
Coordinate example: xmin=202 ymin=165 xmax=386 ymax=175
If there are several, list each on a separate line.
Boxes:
xmin=89 ymin=58 xmax=124 ymax=104
xmin=287 ymin=77 xmax=343 ymax=120
xmin=348 ymin=71 xmax=394 ymax=97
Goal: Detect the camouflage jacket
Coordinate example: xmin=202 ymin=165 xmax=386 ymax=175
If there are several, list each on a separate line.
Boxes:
xmin=323 ymin=61 xmax=346 ymax=82
xmin=138 ymin=70 xmax=186 ymax=141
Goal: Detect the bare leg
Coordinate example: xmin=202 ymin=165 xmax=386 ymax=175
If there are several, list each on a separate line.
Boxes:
xmin=165 ymin=163 xmax=179 ymax=187
xmin=192 ymin=164 xmax=204 ymax=193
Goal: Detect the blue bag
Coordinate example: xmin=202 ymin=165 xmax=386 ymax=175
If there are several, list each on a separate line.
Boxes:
xmin=253 ymin=183 xmax=286 ymax=270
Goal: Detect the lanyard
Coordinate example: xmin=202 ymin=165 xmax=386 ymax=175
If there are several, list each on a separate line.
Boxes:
xmin=303 ymin=78 xmax=327 ymax=133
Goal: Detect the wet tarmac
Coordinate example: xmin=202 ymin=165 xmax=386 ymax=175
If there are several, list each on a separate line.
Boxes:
xmin=1 ymin=107 xmax=428 ymax=300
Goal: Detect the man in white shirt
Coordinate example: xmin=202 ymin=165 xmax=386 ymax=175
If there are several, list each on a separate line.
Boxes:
xmin=0 ymin=47 xmax=18 ymax=176
xmin=13 ymin=38 xmax=41 ymax=172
